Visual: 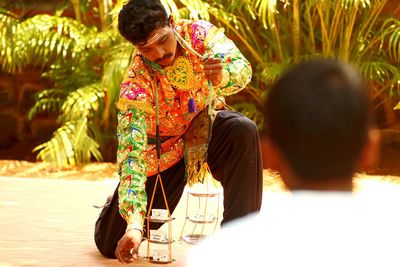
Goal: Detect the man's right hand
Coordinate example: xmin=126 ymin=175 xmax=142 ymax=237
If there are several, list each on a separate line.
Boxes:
xmin=115 ymin=229 xmax=143 ymax=263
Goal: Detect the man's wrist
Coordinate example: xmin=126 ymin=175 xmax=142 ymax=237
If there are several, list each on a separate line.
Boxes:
xmin=125 ymin=226 xmax=143 ymax=235
xmin=126 ymin=223 xmax=143 ymax=235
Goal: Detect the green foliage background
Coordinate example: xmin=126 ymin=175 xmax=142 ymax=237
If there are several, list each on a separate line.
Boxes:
xmin=1 ymin=0 xmax=400 ymax=168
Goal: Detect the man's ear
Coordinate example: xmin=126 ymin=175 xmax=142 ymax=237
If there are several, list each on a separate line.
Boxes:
xmin=168 ymin=15 xmax=175 ymax=27
xmin=357 ymin=128 xmax=380 ymax=172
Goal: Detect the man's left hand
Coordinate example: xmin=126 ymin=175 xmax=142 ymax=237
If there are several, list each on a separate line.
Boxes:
xmin=204 ymin=56 xmax=223 ymax=86
xmin=115 ymin=229 xmax=142 ymax=263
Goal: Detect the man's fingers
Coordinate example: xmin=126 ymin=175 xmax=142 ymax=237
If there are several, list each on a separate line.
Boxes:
xmin=123 ymin=250 xmax=135 ymax=263
xmin=205 ymin=69 xmax=222 ymax=76
xmin=115 ymin=243 xmax=124 ymax=263
xmin=204 ymin=58 xmax=222 ymax=68
xmin=206 ymin=56 xmax=222 ymax=63
xmin=204 ymin=57 xmax=222 ymax=70
xmin=115 ymin=239 xmax=134 ymax=264
xmin=120 ymin=249 xmax=134 ymax=263
xmin=131 ymin=239 xmax=140 ymax=259
xmin=204 ymin=64 xmax=223 ymax=70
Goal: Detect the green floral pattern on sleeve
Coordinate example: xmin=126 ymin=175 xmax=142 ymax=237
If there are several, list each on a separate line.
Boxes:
xmin=116 ymin=108 xmax=148 ymax=226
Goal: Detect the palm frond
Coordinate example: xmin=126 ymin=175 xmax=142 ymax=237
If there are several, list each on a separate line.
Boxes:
xmin=109 ymin=0 xmax=128 ymax=30
xmin=22 ymin=14 xmax=95 ymax=63
xmin=160 ymin=0 xmax=181 ymax=19
xmin=178 ymin=7 xmax=191 ymax=20
xmin=259 ymin=62 xmax=289 ymax=84
xmin=102 ymin=41 xmax=134 ymax=109
xmin=42 ymin=61 xmax=99 ymax=91
xmin=75 ymin=29 xmax=121 ymax=52
xmin=0 ymin=11 xmax=22 ymax=73
xmin=208 ymin=6 xmax=263 ymax=64
xmin=351 ymin=1 xmax=387 ymax=62
xmin=358 ymin=61 xmax=400 ymax=101
xmin=72 ymin=118 xmax=103 ymax=165
xmin=178 ymin=0 xmax=210 ymax=20
xmin=27 ymin=89 xmax=68 ymax=120
xmin=253 ymin=0 xmax=284 ymax=29
xmin=358 ymin=61 xmax=400 ymax=84
xmin=341 ymin=0 xmax=371 ymax=8
xmin=381 ymin=18 xmax=400 ymax=62
xmin=1 ymin=14 xmax=96 ymax=73
xmin=60 ymin=82 xmax=104 ymax=122
xmin=33 ymin=119 xmax=102 ymax=168
xmin=32 ymin=83 xmax=105 ymax=168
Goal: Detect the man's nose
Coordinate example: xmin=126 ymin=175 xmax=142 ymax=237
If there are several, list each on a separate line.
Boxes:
xmin=154 ymin=46 xmax=165 ymax=59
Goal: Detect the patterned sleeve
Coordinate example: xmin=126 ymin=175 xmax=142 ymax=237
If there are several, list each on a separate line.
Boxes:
xmin=115 ymin=56 xmax=154 ymax=229
xmin=202 ymin=22 xmax=252 ymax=96
xmin=117 ymin=108 xmax=148 ymax=228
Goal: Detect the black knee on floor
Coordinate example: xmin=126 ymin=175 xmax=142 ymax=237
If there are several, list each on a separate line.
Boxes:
xmin=231 ymin=115 xmax=258 ymax=138
xmin=95 ymin=238 xmax=117 ymax=259
xmin=94 ymin=221 xmax=118 ymax=259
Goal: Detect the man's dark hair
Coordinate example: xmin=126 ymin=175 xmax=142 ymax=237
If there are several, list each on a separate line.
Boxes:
xmin=265 ymin=58 xmax=371 ymax=181
xmin=118 ymin=0 xmax=169 ymax=45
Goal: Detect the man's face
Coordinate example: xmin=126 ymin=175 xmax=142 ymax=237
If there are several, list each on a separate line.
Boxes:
xmin=136 ymin=26 xmax=177 ymax=67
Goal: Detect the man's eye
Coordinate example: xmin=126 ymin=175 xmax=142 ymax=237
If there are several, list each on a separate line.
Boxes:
xmin=160 ymin=36 xmax=168 ymax=43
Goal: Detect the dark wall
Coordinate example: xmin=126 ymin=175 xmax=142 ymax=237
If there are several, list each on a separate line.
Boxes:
xmin=0 ymin=69 xmax=58 ymax=161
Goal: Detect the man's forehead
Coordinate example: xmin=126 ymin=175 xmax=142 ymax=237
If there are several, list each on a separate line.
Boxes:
xmin=138 ymin=27 xmax=170 ymax=48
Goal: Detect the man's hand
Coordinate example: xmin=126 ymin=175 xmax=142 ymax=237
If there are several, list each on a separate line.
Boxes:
xmin=115 ymin=229 xmax=143 ymax=263
xmin=204 ymin=56 xmax=223 ymax=86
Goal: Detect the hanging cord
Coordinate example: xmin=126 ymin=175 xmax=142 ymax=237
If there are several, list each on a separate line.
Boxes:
xmin=146 ymin=63 xmax=162 ymax=173
xmin=174 ymin=30 xmax=210 ymax=61
xmin=147 ymin=63 xmax=171 ymax=212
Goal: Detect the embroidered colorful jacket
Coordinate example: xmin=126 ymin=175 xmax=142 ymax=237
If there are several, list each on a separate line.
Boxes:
xmin=116 ymin=19 xmax=252 ymax=229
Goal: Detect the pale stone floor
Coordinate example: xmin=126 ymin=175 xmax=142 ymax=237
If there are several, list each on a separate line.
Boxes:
xmin=1 ymin=161 xmax=400 ymax=266
xmin=0 ymin=176 xmax=226 ymax=267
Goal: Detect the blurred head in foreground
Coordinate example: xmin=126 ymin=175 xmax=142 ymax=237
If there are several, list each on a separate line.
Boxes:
xmin=264 ymin=58 xmax=379 ymax=191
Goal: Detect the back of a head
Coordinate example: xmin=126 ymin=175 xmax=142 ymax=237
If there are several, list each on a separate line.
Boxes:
xmin=265 ymin=58 xmax=371 ymax=182
xmin=118 ymin=0 xmax=168 ymax=45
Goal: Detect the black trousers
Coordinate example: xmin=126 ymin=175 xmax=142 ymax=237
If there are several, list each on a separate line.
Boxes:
xmin=94 ymin=111 xmax=263 ymax=258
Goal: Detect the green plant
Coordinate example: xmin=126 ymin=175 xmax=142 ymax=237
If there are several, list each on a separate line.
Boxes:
xmin=1 ymin=0 xmax=400 ymax=169
xmin=0 ymin=0 xmax=224 ymax=168
xmin=206 ymin=0 xmax=400 ymax=128
xmin=0 ymin=0 xmax=130 ymax=168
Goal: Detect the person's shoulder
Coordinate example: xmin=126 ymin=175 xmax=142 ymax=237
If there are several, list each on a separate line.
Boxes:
xmin=129 ymin=52 xmax=147 ymax=71
xmin=123 ymin=54 xmax=151 ymax=83
xmin=176 ymin=19 xmax=215 ymax=54
xmin=176 ymin=19 xmax=215 ymax=37
xmin=193 ymin=19 xmax=215 ymax=29
xmin=118 ymin=54 xmax=153 ymax=102
xmin=176 ymin=19 xmax=214 ymax=28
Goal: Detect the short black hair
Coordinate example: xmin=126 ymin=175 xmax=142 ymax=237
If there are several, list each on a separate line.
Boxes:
xmin=265 ymin=58 xmax=371 ymax=181
xmin=118 ymin=0 xmax=169 ymax=45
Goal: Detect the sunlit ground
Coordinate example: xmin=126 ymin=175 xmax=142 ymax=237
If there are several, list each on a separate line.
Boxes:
xmin=2 ymin=160 xmax=400 ymax=195
xmin=0 ymin=160 xmax=119 ymax=180
xmin=1 ymin=160 xmax=400 ymax=266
